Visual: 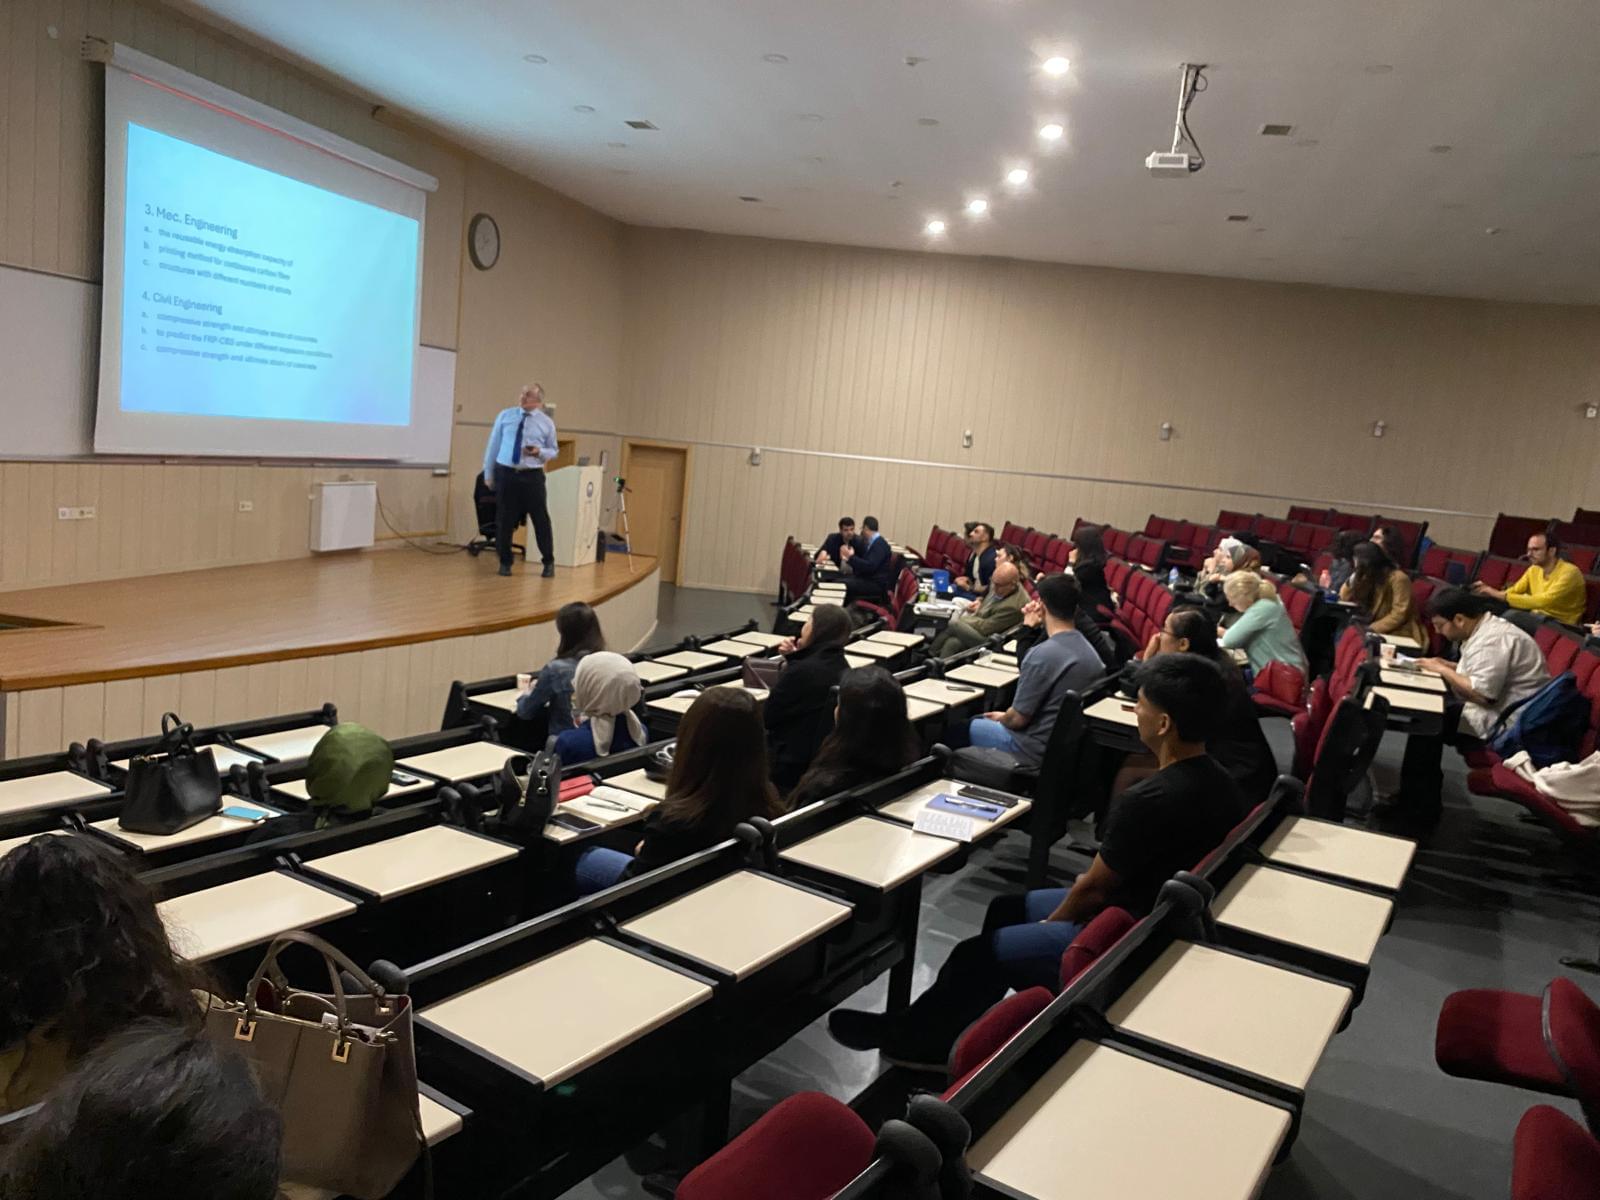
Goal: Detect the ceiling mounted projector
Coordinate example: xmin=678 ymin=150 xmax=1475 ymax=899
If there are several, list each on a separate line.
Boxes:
xmin=1147 ymin=62 xmax=1208 ymax=176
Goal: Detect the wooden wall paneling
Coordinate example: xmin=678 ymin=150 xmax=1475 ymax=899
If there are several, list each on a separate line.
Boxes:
xmin=16 ymin=688 xmax=63 ymax=758
xmin=102 ymin=676 xmax=143 ymax=740
xmin=138 ymin=673 xmax=179 ymax=735
xmin=4 ymin=694 xmax=19 ymax=754
xmin=59 ymin=681 xmax=103 ymax=747
xmin=329 ymin=652 xmax=363 ymax=726
xmin=209 ymin=665 xmax=250 ymax=726
xmin=178 ymin=669 xmax=216 ymax=729
xmin=303 ymin=654 xmax=335 ymax=717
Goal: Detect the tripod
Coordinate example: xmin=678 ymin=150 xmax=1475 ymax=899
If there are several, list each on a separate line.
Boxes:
xmin=613 ymin=476 xmax=636 ymax=571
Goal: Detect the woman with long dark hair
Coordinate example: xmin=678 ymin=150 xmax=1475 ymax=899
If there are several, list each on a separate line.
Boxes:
xmin=572 ymin=688 xmax=784 ymax=892
xmin=765 ymin=604 xmax=854 ymax=794
xmin=516 ymin=601 xmax=608 ymax=736
xmin=0 ymin=837 xmax=204 ymax=1113
xmin=1341 ymin=541 xmax=1425 ymax=644
xmin=787 ymin=667 xmax=922 ymax=808
xmin=1068 ymin=526 xmax=1114 ymax=618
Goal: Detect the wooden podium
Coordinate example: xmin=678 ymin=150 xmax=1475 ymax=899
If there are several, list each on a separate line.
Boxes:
xmin=546 ymin=466 xmax=602 ymax=567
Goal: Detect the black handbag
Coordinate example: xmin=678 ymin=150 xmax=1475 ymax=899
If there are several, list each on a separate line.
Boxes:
xmin=120 ymin=712 xmax=223 ymax=835
xmin=494 ymin=738 xmax=560 ymax=835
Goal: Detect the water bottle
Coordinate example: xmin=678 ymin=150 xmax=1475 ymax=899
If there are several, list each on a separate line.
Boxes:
xmin=1168 ymin=567 xmax=1180 ymax=588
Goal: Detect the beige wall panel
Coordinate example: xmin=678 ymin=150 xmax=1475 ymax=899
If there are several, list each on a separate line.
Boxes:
xmin=59 ymin=681 xmax=105 ymax=745
xmin=16 ymin=688 xmax=64 ymax=758
xmin=102 ymin=676 xmax=143 ymax=741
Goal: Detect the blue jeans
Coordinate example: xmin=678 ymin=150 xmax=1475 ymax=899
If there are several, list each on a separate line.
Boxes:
xmin=968 ymin=717 xmax=1023 ymax=753
xmin=573 ymin=846 xmax=634 ymax=896
xmin=892 ymin=888 xmax=1082 ymax=1055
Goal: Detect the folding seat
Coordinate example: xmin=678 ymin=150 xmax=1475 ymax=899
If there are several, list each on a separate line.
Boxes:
xmin=1374 ymin=517 xmax=1428 ymax=566
xmin=1435 ymin=977 xmax=1600 ymax=1111
xmin=1002 ymin=520 xmax=1026 ymax=545
xmin=1251 ymin=661 xmax=1307 ymax=719
xmin=1104 ymin=528 xmax=1130 ymax=559
xmin=1490 ymin=514 xmax=1554 ymax=559
xmin=1569 ymin=547 xmax=1600 ymax=575
xmin=1071 ymin=516 xmax=1094 ymax=538
xmin=1551 ymin=521 xmax=1600 ymax=549
xmin=676 ymin=1092 xmax=877 ymax=1200
xmin=1042 ymin=537 xmax=1070 ymax=573
xmin=943 ymin=987 xmax=1054 ymax=1097
xmin=1287 ymin=504 xmax=1330 ymax=523
xmin=1512 ymin=1105 xmax=1600 ymax=1200
xmin=1284 ymin=521 xmax=1318 ymax=552
xmin=925 ymin=525 xmax=946 ymax=564
xmin=1587 ymin=576 xmax=1600 ymax=623
xmin=1143 ymin=514 xmax=1173 ymax=539
xmin=1059 ymin=907 xmax=1138 ymax=987
xmin=1255 ymin=517 xmax=1292 ymax=545
xmin=853 ymin=565 xmax=918 ymax=631
xmin=1105 ymin=558 xmax=1132 ymax=597
xmin=1328 ymin=511 xmax=1376 ymax=535
xmin=943 ymin=531 xmax=969 ymax=573
xmin=1578 ymin=507 xmax=1600 ymax=526
xmin=1301 ymin=524 xmax=1336 ymax=555
xmin=1419 ymin=544 xmax=1483 ymax=583
xmin=1215 ymin=510 xmax=1254 ymax=533
xmin=1023 ymin=528 xmax=1049 ymax=561
xmin=779 ymin=538 xmax=813 ymax=604
xmin=1305 ymin=690 xmax=1388 ymax=820
xmin=1476 ymin=556 xmax=1524 ymax=590
xmin=1150 ymin=588 xmax=1174 ymax=629
xmin=1292 ymin=678 xmax=1332 ymax=778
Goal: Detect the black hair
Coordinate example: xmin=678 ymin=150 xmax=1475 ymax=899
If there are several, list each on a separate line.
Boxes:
xmin=805 ymin=604 xmax=854 ymax=650
xmin=1330 ymin=530 xmax=1363 ymax=561
xmin=998 ymin=543 xmax=1032 ymax=577
xmin=554 ymin=601 xmax=606 ymax=659
xmin=790 ymin=667 xmax=920 ymax=805
xmin=1137 ymin=654 xmax=1227 ymax=744
xmin=838 ymin=516 xmax=856 ymax=529
xmin=862 ymin=516 xmax=880 ymax=532
xmin=1347 ymin=541 xmax=1396 ymax=611
xmin=1538 ymin=530 xmax=1562 ymax=552
xmin=1036 ymin=573 xmax=1081 ymax=622
xmin=1373 ymin=525 xmax=1410 ymax=568
xmin=1426 ymin=586 xmax=1492 ymax=621
xmin=970 ymin=522 xmax=994 ymax=540
xmin=0 ymin=837 xmax=203 ymax=1059
xmin=0 ymin=1022 xmax=281 ymax=1200
xmin=1071 ymin=525 xmax=1107 ymax=564
xmin=1164 ymin=606 xmax=1222 ymax=660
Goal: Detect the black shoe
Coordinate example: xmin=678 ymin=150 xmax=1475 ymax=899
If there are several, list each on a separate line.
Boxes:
xmin=542 ymin=562 xmax=556 ymax=578
xmin=497 ymin=563 xmax=512 ymax=577
xmin=827 ymin=1008 xmax=888 ymax=1051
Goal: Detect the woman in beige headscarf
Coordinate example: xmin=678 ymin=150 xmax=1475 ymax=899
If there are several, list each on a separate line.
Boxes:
xmin=554 ymin=651 xmax=648 ymax=762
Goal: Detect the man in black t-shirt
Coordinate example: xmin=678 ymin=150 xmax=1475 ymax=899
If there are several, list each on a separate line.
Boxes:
xmin=828 ymin=655 xmax=1245 ymax=1070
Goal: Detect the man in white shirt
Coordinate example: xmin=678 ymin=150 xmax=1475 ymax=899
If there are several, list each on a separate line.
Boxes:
xmin=482 ymin=383 xmax=559 ymax=577
xmin=1398 ymin=586 xmax=1549 ymax=820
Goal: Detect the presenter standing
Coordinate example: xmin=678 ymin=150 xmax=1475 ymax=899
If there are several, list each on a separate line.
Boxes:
xmin=483 ymin=383 xmax=558 ymax=577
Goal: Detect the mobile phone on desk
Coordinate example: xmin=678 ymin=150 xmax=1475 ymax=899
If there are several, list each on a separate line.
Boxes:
xmin=956 ymin=784 xmax=1018 ymax=808
xmin=549 ymin=812 xmax=600 ymax=833
xmin=218 ymin=806 xmax=268 ymax=824
xmin=391 ymin=771 xmax=422 ymax=787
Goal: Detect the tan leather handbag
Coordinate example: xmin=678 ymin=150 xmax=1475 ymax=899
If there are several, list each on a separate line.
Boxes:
xmin=203 ymin=930 xmax=423 ymax=1198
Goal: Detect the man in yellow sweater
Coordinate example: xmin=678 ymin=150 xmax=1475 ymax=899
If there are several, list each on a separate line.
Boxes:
xmin=1474 ymin=532 xmax=1587 ymax=626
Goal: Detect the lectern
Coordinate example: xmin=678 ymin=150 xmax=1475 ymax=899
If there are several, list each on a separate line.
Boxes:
xmin=546 ymin=465 xmax=602 ymax=567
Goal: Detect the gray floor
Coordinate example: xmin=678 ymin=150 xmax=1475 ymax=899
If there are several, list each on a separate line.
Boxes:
xmin=571 ymin=584 xmax=1600 ymax=1199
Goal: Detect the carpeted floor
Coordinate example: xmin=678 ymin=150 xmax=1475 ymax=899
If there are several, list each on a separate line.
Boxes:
xmin=566 ymin=585 xmax=1600 ymax=1199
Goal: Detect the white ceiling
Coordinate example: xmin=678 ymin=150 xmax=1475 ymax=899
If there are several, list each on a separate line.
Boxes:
xmin=168 ymin=0 xmax=1600 ymax=305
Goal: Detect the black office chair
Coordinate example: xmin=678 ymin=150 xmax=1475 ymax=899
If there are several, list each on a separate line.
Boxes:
xmin=464 ymin=472 xmax=525 ymax=559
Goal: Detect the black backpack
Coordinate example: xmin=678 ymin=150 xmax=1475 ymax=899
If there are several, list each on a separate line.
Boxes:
xmin=494 ymin=737 xmax=561 ymax=836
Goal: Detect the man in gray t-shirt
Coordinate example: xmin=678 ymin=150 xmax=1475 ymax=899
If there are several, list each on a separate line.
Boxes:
xmin=969 ymin=574 xmax=1105 ymax=766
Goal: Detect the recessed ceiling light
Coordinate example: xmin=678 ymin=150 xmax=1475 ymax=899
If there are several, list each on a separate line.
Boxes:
xmin=761 ymin=53 xmax=789 ymax=64
xmin=966 ymin=197 xmax=989 ymax=215
xmin=573 ymin=105 xmax=595 ymax=114
xmin=1038 ymin=122 xmax=1064 ymax=141
xmin=925 ymin=218 xmax=946 ymax=235
xmin=1363 ymin=63 xmax=1393 ymax=75
xmin=522 ymin=54 xmax=547 ymax=64
xmin=1259 ymin=123 xmax=1294 ymax=137
xmin=797 ymin=112 xmax=825 ymax=122
xmin=1005 ymin=167 xmax=1030 ymax=185
xmin=1042 ymin=56 xmax=1070 ymax=77
xmin=1428 ymin=144 xmax=1453 ymax=154
xmin=1484 ymin=226 xmax=1503 ymax=235
xmin=739 ymin=195 xmax=762 ymax=202
xmin=917 ymin=117 xmax=940 ymax=127
xmin=624 ymin=119 xmax=659 ymax=130
xmin=606 ymin=141 xmax=628 ymax=149
xmin=1226 ymin=213 xmax=1250 ymax=222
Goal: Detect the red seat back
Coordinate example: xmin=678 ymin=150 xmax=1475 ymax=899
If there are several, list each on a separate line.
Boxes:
xmin=1042 ymin=537 xmax=1070 ymax=573
xmin=1327 ymin=511 xmax=1376 ymax=534
xmin=1568 ymin=546 xmax=1600 ymax=575
xmin=677 ymin=1092 xmax=875 ymax=1200
xmin=1216 ymin=510 xmax=1255 ymax=534
xmin=1476 ymin=555 xmax=1524 ymax=590
xmin=1419 ymin=544 xmax=1481 ymax=581
xmin=1550 ymin=521 xmax=1600 ymax=549
xmin=1256 ymin=517 xmax=1293 ymax=544
xmin=1127 ymin=534 xmax=1165 ymax=569
xmin=1002 ymin=520 xmax=1026 ymax=545
xmin=1374 ymin=517 xmax=1427 ymax=566
xmin=1490 ymin=513 xmax=1553 ymax=559
xmin=1288 ymin=505 xmax=1331 ymax=523
xmin=1023 ymin=528 xmax=1048 ymax=560
xmin=945 ymin=987 xmax=1054 ymax=1095
xmin=1254 ymin=661 xmax=1307 ymax=708
xmin=1106 ymin=558 xmax=1132 ymax=596
xmin=1575 ymin=648 xmax=1600 ymax=758
xmin=1144 ymin=514 xmax=1179 ymax=539
xmin=1587 ymin=577 xmax=1600 ymax=623
xmin=1512 ymin=1105 xmax=1600 ymax=1200
xmin=1546 ymin=977 xmax=1600 ymax=1108
xmin=1059 ymin=907 xmax=1138 ymax=988
xmin=925 ymin=525 xmax=946 ymax=563
xmin=1104 ymin=528 xmax=1131 ymax=559
xmin=780 ymin=538 xmax=812 ymax=602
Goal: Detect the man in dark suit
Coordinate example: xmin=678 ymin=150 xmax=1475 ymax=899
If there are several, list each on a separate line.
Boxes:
xmin=816 ymin=517 xmax=860 ymax=566
xmin=840 ymin=515 xmax=896 ymax=603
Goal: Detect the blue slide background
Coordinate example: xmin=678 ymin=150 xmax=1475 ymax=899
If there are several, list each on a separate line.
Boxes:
xmin=119 ymin=123 xmax=419 ymax=426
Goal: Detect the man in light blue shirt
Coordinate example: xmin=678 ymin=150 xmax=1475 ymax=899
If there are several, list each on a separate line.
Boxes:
xmin=483 ymin=382 xmax=559 ymax=576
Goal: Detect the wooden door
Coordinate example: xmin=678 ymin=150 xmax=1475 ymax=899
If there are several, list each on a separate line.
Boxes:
xmin=622 ymin=443 xmax=688 ymax=582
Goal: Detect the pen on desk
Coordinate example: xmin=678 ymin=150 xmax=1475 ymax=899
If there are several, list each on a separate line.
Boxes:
xmin=940 ymin=798 xmax=1000 ymax=815
xmin=581 ymin=796 xmax=636 ymax=813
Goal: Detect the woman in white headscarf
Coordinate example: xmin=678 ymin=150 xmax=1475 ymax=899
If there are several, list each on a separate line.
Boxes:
xmin=553 ymin=651 xmax=647 ymax=763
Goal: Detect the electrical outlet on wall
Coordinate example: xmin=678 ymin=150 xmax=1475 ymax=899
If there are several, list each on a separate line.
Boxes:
xmin=57 ymin=507 xmax=72 ymax=520
xmin=238 ymin=500 xmax=255 ymax=513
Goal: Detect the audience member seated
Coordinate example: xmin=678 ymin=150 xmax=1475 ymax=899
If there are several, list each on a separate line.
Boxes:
xmin=0 ymin=1022 xmax=281 ymax=1200
xmin=765 ymin=604 xmax=854 ymax=794
xmin=255 ymin=722 xmax=391 ymax=839
xmin=0 ymin=837 xmax=203 ymax=1114
xmin=1123 ymin=607 xmax=1277 ymax=804
xmin=554 ymin=651 xmax=646 ymax=763
xmin=1220 ymin=571 xmax=1308 ymax=675
xmin=929 ymin=561 xmax=1027 ymax=656
xmin=1318 ymin=529 xmax=1364 ymax=593
xmin=515 ymin=601 xmax=607 ymax=739
xmin=967 ymin=574 xmax=1105 ymax=767
xmin=1398 ymin=587 xmax=1550 ymax=822
xmin=838 ymin=515 xmax=896 ymax=603
xmin=827 ymin=655 xmax=1244 ymax=1068
xmin=814 ymin=516 xmax=860 ymax=566
xmin=1200 ymin=536 xmax=1262 ymax=584
xmin=1012 ymin=588 xmax=1122 ymax=670
xmin=573 ymin=689 xmax=783 ymax=892
xmin=996 ymin=541 xmax=1032 ymax=580
xmin=1068 ymin=526 xmax=1114 ymax=618
xmin=1474 ymin=531 xmax=1587 ymax=627
xmin=786 ymin=667 xmax=922 ymax=808
xmin=1370 ymin=524 xmax=1411 ymax=571
xmin=953 ymin=522 xmax=998 ymax=595
xmin=1340 ymin=541 xmax=1426 ymax=645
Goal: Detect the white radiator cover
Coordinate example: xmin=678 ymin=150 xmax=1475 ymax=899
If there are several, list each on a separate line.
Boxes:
xmin=309 ymin=481 xmax=377 ymax=552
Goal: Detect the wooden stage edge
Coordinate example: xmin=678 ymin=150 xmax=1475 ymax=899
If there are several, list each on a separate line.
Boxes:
xmin=0 ymin=550 xmax=660 ymax=691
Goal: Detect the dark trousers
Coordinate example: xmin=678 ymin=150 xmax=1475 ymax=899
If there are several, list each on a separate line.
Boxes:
xmin=843 ymin=575 xmax=888 ymax=604
xmin=1399 ymin=700 xmax=1477 ymax=816
xmin=890 ymin=889 xmax=1081 ymax=1055
xmin=495 ymin=469 xmax=554 ymax=566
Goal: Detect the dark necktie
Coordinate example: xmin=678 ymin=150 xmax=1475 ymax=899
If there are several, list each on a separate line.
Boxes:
xmin=511 ymin=412 xmax=527 ymax=465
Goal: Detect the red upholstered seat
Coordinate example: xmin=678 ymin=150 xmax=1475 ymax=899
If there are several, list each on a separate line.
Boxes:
xmin=1491 ymin=514 xmax=1554 ymax=559
xmin=1328 ymin=510 xmax=1377 ymax=534
xmin=1475 ymin=555 xmax=1523 ymax=590
xmin=1144 ymin=514 xmax=1179 ymax=539
xmin=1252 ymin=661 xmax=1307 ymax=719
xmin=1585 ymin=576 xmax=1600 ymax=623
xmin=1216 ymin=510 xmax=1255 ymax=534
xmin=1105 ymin=558 xmax=1132 ymax=595
xmin=925 ymin=525 xmax=947 ymax=564
xmin=1420 ymin=543 xmax=1482 ymax=582
xmin=676 ymin=1092 xmax=876 ymax=1200
xmin=1292 ymin=678 xmax=1332 ymax=778
xmin=1002 ymin=521 xmax=1026 ymax=545
xmin=1042 ymin=537 xmax=1070 ymax=572
xmin=1569 ymin=546 xmax=1600 ymax=575
xmin=1435 ymin=988 xmax=1567 ymax=1094
xmin=1548 ymin=976 xmax=1600 ymax=1107
xmin=1288 ymin=504 xmax=1331 ymax=523
xmin=1060 ymin=907 xmax=1137 ymax=988
xmin=1468 ymin=762 xmax=1596 ymax=841
xmin=1104 ymin=528 xmax=1130 ymax=559
xmin=944 ymin=987 xmax=1053 ymax=1096
xmin=1256 ymin=517 xmax=1292 ymax=545
xmin=1023 ymin=528 xmax=1049 ymax=560
xmin=1374 ymin=517 xmax=1427 ymax=566
xmin=780 ymin=538 xmax=813 ymax=603
xmin=1513 ymin=1105 xmax=1600 ymax=1200
xmin=1550 ymin=521 xmax=1600 ymax=549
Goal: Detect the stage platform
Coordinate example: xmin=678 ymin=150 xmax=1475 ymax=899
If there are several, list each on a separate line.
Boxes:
xmin=0 ymin=551 xmax=660 ymax=759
